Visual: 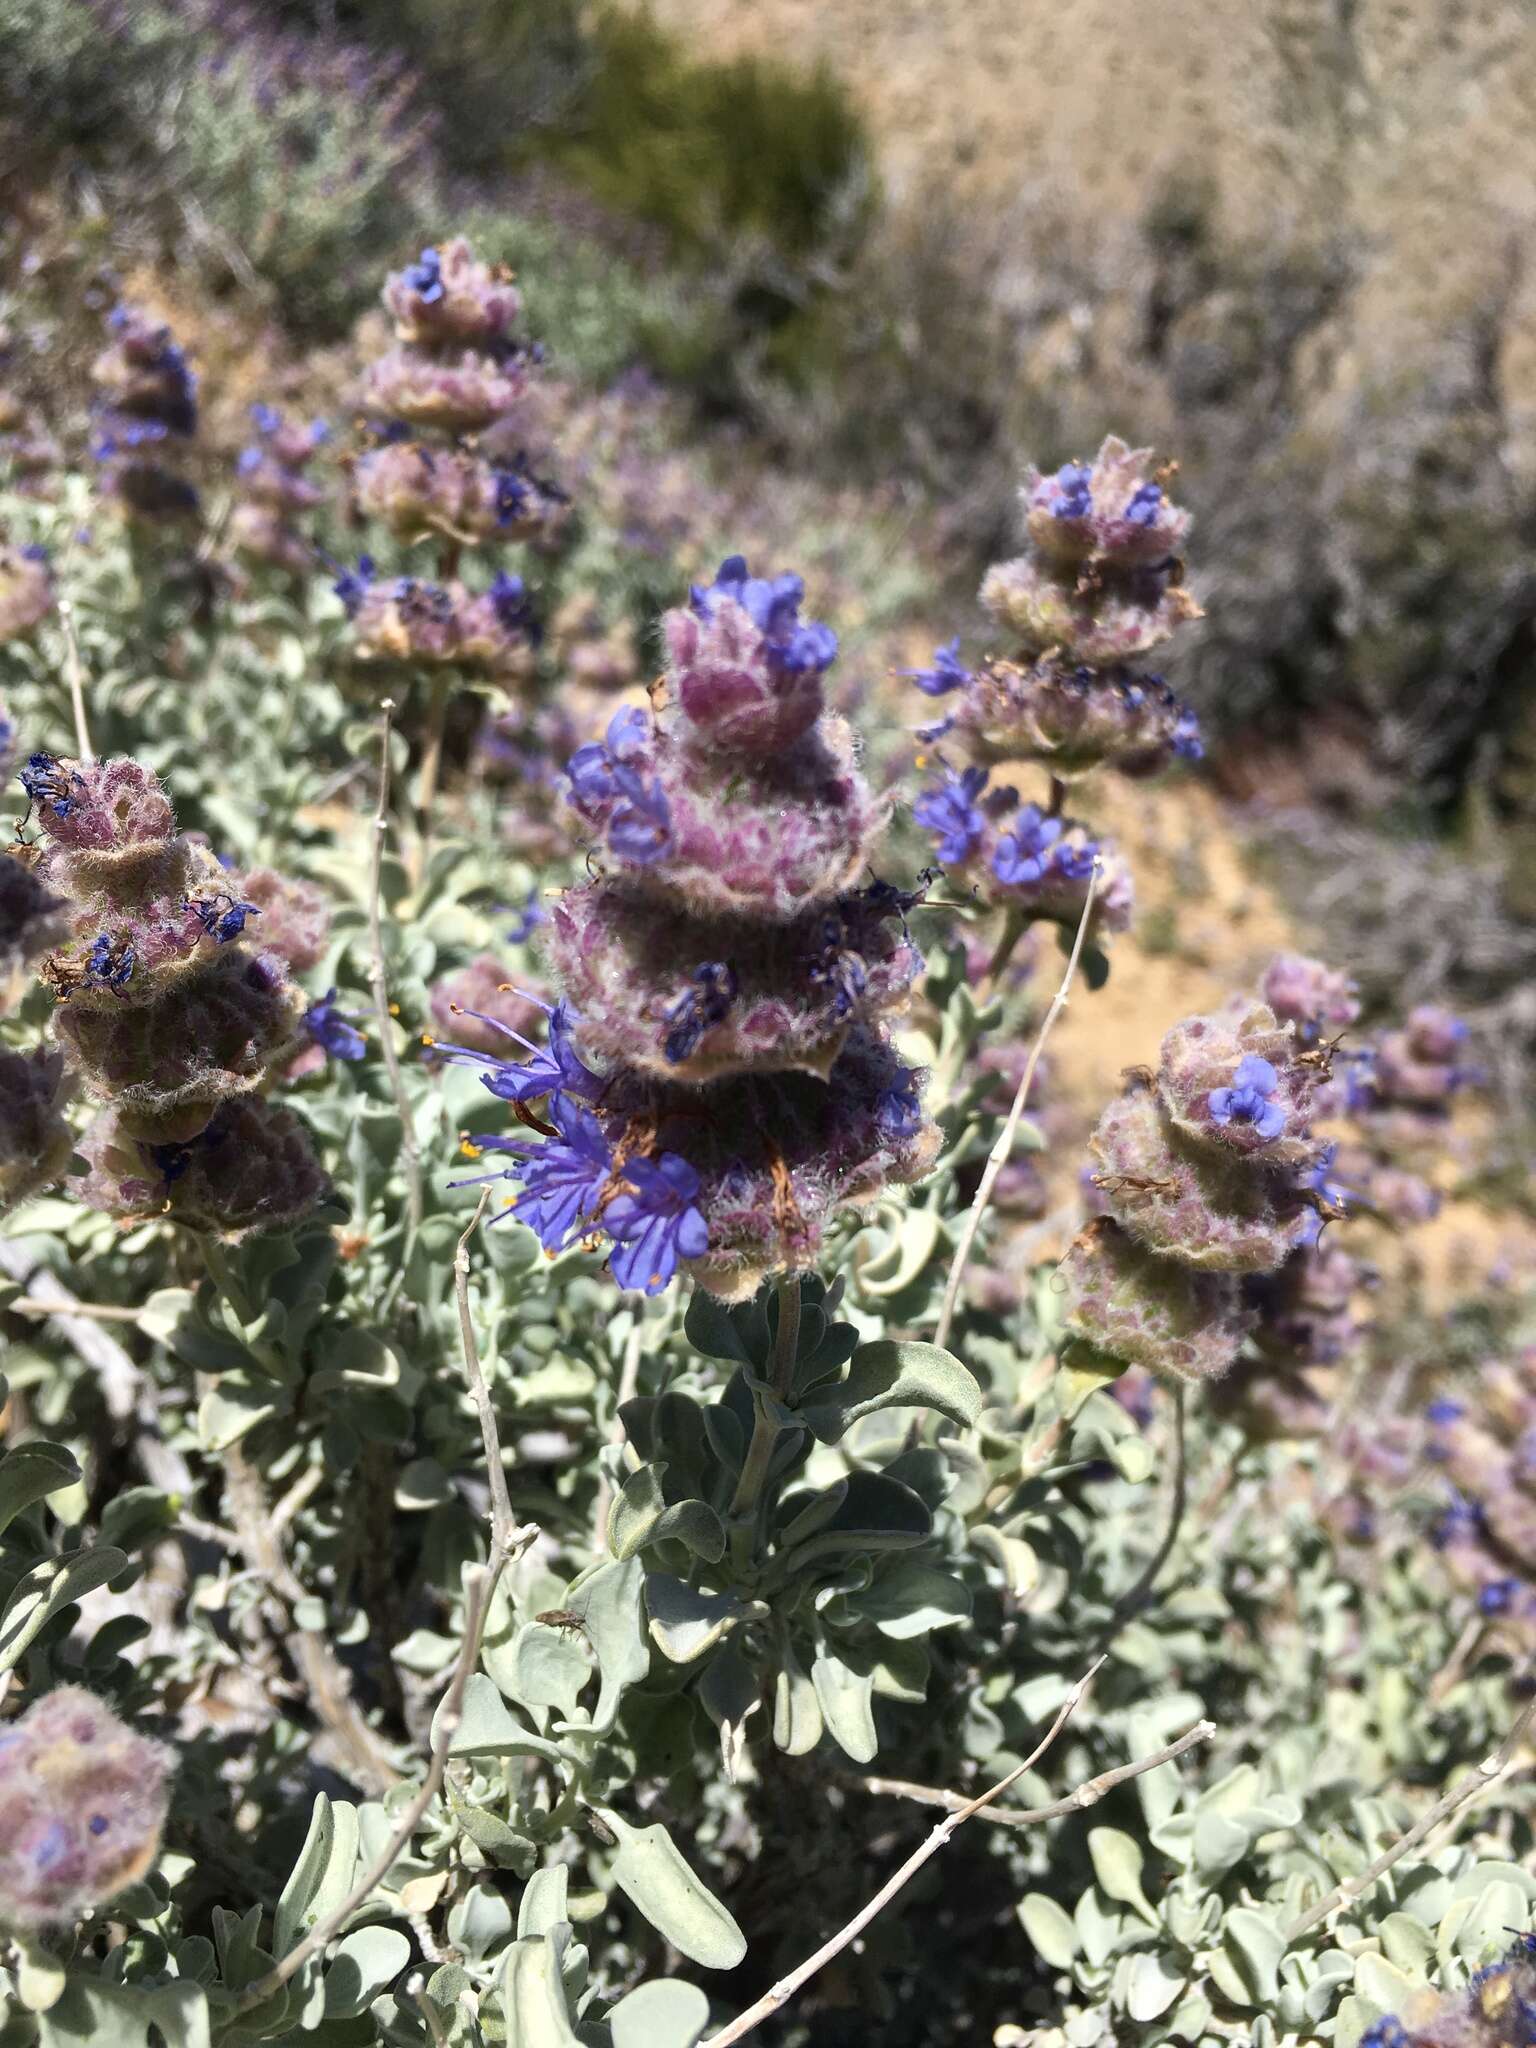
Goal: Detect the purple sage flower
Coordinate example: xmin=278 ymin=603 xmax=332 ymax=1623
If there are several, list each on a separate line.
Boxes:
xmin=913 ymin=766 xmax=989 ymax=865
xmin=458 ymin=1098 xmax=613 ymax=1248
xmin=305 ymin=989 xmax=366 ymax=1062
xmin=1208 ymin=1055 xmax=1286 ymax=1142
xmin=990 ymin=803 xmax=1065 ymax=886
xmin=431 ymin=994 xmax=603 ymax=1105
xmin=902 ymin=637 xmax=972 ymax=698
xmin=604 ymin=1153 xmax=709 ymax=1294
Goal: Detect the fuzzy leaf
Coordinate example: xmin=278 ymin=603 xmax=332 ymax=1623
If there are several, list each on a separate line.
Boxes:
xmin=772 ymin=1641 xmax=823 ymax=1756
xmin=0 ymin=1441 xmax=81 ymax=1537
xmin=276 ymin=1795 xmax=361 ymax=1955
xmin=0 ymin=1548 xmax=130 ymax=1674
xmin=509 ymin=1624 xmax=592 ymax=1722
xmin=811 ymin=1652 xmax=877 ymax=1763
xmin=645 ymin=1574 xmax=761 ymax=1664
xmin=518 ymin=1867 xmax=570 ymax=1941
xmin=566 ymin=1558 xmax=649 ymax=1732
xmin=1088 ymin=1827 xmax=1158 ymax=1925
xmin=608 ymin=1465 xmax=725 ymax=1563
xmin=323 ymin=1926 xmax=410 ymax=2017
xmin=1125 ymin=1951 xmax=1187 ymax=2023
xmin=39 ymin=1980 xmax=210 ymax=2048
xmin=1019 ymin=1893 xmax=1079 ymax=1969
xmin=442 ymin=1673 xmax=566 ymax=1761
xmin=502 ymin=1930 xmax=582 ymax=2048
xmin=1222 ymin=1906 xmax=1288 ymax=2006
xmin=801 ymin=1340 xmax=981 ymax=1441
xmin=606 ymin=1979 xmax=711 ymax=2048
xmin=595 ymin=1809 xmax=747 ymax=1969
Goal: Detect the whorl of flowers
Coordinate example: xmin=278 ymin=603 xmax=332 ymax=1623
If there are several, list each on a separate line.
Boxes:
xmin=229 ymin=404 xmax=328 ymax=577
xmin=0 ymin=1687 xmax=172 ymax=1928
xmin=911 ymin=765 xmax=1134 ymax=941
xmin=438 ymin=559 xmax=939 ymax=1299
xmin=336 ymin=557 xmax=537 ymax=686
xmin=89 ymin=306 xmax=199 ymax=524
xmin=344 ymin=239 xmax=558 ymax=683
xmin=15 ymin=752 xmax=324 ymax=1234
xmin=0 ymin=541 xmax=53 ymax=643
xmin=1060 ymin=992 xmax=1343 ymax=1382
xmin=907 ymin=438 xmax=1203 ymax=778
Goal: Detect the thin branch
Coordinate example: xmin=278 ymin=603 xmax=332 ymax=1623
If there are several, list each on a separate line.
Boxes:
xmin=854 ymin=1717 xmax=1215 ymax=1827
xmin=6 ymin=1295 xmax=141 ymax=1322
xmin=454 ymin=1190 xmax=517 ymax=1555
xmin=935 ymin=860 xmax=1101 ymax=1350
xmin=56 ymin=594 xmax=93 ymax=763
xmin=1092 ymin=1380 xmax=1188 ymax=1656
xmin=234 ymin=1563 xmax=498 ymax=2013
xmin=366 ymin=698 xmax=424 ymax=1239
xmin=414 ymin=674 xmax=452 ymax=887
xmin=235 ymin=1210 xmax=538 ymax=2013
xmin=703 ymin=1659 xmax=1105 ymax=2048
xmin=1286 ymin=1683 xmax=1536 ymax=1942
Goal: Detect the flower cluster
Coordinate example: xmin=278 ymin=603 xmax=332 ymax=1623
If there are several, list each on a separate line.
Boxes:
xmin=1061 ymin=991 xmax=1343 ymax=1381
xmin=0 ymin=540 xmax=53 ymax=643
xmin=336 ymin=557 xmax=537 ymax=686
xmin=0 ymin=1687 xmax=172 ymax=1928
xmin=229 ymin=404 xmax=328 ymax=577
xmin=13 ymin=751 xmax=326 ymax=1234
xmin=344 ymin=240 xmax=559 ymax=685
xmin=89 ymin=306 xmax=199 ymax=524
xmin=911 ymin=765 xmax=1133 ymax=940
xmin=907 ymin=437 xmax=1203 ymax=777
xmin=1317 ymin=993 xmax=1474 ymax=1228
xmin=442 ymin=560 xmax=939 ymax=1297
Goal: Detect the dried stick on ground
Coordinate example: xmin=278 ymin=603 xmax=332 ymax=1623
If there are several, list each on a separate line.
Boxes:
xmin=702 ymin=1657 xmax=1107 ymax=2048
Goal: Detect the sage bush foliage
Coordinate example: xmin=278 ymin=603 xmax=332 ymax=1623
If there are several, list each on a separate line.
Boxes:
xmin=0 ymin=221 xmax=1530 ymax=2048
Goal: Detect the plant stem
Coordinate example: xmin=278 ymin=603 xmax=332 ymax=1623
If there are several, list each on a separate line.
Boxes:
xmin=414 ymin=673 xmax=451 ymax=886
xmin=367 ymin=697 xmax=424 ymax=1241
xmin=57 ymin=595 xmax=94 ymax=762
xmin=854 ymin=1716 xmax=1214 ymax=1825
xmin=703 ymin=1658 xmax=1106 ymax=2048
xmin=454 ymin=1191 xmax=516 ymax=1556
xmin=934 ymin=859 xmax=1101 ymax=1350
xmin=727 ymin=1275 xmax=802 ymax=1536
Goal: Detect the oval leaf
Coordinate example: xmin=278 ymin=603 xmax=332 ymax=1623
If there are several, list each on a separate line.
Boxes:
xmin=801 ymin=1341 xmax=982 ymax=1443
xmin=595 ymin=1810 xmax=747 ymax=1970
